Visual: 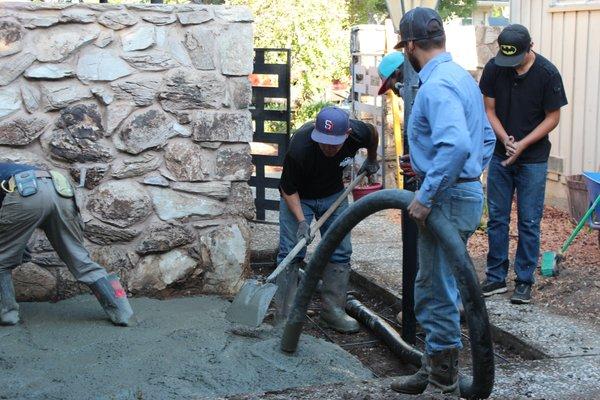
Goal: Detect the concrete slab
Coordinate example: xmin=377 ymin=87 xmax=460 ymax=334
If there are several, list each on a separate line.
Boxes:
xmin=0 ymin=295 xmax=372 ymax=400
xmin=492 ymin=355 xmax=600 ymax=399
xmin=486 ymin=297 xmax=600 ymax=358
xmin=214 ymin=377 xmax=445 ymax=399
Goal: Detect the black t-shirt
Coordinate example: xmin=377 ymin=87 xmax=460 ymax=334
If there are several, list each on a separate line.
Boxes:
xmin=479 ymin=53 xmax=568 ymax=163
xmin=279 ymin=119 xmax=373 ymax=199
xmin=0 ymin=162 xmax=39 ymax=206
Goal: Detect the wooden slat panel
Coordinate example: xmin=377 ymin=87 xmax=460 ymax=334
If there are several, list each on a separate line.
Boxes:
xmin=530 ymin=0 xmax=543 ymax=46
xmin=561 ymin=11 xmax=576 ymax=174
xmin=551 ymin=12 xmax=566 ymax=161
xmin=522 ymin=0 xmax=532 ymax=28
xmin=540 ymin=0 xmax=554 ymax=68
xmin=571 ymin=11 xmax=589 ymax=174
xmin=584 ymin=11 xmax=600 ymax=171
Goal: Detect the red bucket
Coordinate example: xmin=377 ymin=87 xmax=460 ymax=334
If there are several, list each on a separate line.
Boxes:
xmin=352 ymin=183 xmax=383 ymax=202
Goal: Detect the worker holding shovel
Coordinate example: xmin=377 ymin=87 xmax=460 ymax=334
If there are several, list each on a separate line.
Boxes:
xmin=277 ymin=106 xmax=379 ymax=333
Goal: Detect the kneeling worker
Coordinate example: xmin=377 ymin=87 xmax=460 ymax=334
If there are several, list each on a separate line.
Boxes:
xmin=278 ymin=106 xmax=379 ymax=333
xmin=0 ymin=162 xmax=133 ymax=327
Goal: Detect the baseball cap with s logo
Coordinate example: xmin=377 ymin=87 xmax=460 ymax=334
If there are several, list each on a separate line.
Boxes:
xmin=311 ymin=106 xmax=350 ymax=146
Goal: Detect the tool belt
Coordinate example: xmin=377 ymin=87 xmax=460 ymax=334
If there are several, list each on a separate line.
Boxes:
xmin=1 ymin=170 xmax=74 ymax=198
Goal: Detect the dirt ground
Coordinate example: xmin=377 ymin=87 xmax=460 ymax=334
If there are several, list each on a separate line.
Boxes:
xmin=468 ymin=204 xmax=600 ymax=325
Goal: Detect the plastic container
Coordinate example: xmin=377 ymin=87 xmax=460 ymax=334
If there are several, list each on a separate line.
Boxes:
xmin=583 ymin=172 xmax=600 ymax=229
xmin=566 ymin=174 xmax=589 ymax=225
xmin=352 ymin=183 xmax=383 ymax=202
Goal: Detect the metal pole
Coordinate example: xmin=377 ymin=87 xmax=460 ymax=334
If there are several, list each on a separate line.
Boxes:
xmin=400 ymin=56 xmax=420 ymax=345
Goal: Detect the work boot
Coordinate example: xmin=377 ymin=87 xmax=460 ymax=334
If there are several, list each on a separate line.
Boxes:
xmin=298 ymin=267 xmax=323 ymax=293
xmin=429 ymin=348 xmax=460 ymax=396
xmin=88 ymin=274 xmax=134 ymax=327
xmin=390 ymin=353 xmax=429 ymax=394
xmin=0 ymin=272 xmax=19 ymax=326
xmin=319 ymin=262 xmax=359 ymax=333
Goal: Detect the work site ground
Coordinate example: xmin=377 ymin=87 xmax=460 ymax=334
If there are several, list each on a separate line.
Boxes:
xmin=1 ymin=206 xmax=599 ymax=400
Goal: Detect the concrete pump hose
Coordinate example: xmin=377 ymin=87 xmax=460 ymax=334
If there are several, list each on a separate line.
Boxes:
xmin=280 ymin=189 xmax=494 ymax=399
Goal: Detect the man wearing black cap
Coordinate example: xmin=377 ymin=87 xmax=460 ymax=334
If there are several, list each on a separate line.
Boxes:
xmin=479 ymin=24 xmax=568 ymax=305
xmin=389 ymin=7 xmax=496 ymax=397
xmin=278 ymin=106 xmax=379 ymax=333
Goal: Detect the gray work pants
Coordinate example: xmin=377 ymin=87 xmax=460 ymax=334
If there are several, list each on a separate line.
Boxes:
xmin=0 ymin=178 xmax=107 ymax=284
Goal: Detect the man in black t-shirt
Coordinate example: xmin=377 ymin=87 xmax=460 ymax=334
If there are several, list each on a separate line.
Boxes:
xmin=278 ymin=106 xmax=379 ymax=333
xmin=479 ymin=24 xmax=568 ymax=304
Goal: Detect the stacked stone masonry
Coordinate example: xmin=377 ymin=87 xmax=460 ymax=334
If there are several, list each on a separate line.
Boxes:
xmin=0 ymin=3 xmax=256 ymax=301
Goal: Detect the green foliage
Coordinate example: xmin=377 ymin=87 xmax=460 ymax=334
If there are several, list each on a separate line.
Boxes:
xmin=292 ymin=101 xmax=334 ymax=129
xmin=226 ymin=0 xmax=350 ymax=107
xmin=347 ymin=0 xmax=388 ymax=25
xmin=438 ymin=0 xmax=478 ymax=21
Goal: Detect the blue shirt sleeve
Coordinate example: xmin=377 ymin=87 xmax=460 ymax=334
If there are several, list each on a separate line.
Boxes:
xmin=482 ymin=118 xmax=496 ymax=168
xmin=416 ymin=85 xmax=470 ymax=207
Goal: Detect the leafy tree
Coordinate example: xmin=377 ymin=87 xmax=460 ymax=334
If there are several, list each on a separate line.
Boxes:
xmin=438 ymin=0 xmax=478 ymax=21
xmin=226 ymin=0 xmax=350 ymax=108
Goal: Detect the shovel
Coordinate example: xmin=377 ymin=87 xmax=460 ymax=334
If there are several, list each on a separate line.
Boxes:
xmin=226 ymin=171 xmax=368 ymax=327
xmin=541 ymin=194 xmax=600 ymax=277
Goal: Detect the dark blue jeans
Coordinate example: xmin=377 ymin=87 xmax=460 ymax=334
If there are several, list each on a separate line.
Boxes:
xmin=416 ymin=181 xmax=484 ymax=353
xmin=486 ymin=155 xmax=548 ymax=285
xmin=277 ymin=190 xmax=352 ymax=265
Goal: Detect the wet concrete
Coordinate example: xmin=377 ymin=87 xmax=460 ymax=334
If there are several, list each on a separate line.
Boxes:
xmin=0 ymin=295 xmax=372 ymax=400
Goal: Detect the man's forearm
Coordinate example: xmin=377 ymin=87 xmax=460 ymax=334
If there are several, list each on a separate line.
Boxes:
xmin=520 ymin=110 xmax=560 ymax=149
xmin=486 ymin=109 xmax=511 ymax=143
xmin=281 ymin=190 xmax=305 ymax=223
xmin=367 ymin=127 xmax=379 ymax=161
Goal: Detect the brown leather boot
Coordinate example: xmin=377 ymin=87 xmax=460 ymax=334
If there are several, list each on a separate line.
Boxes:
xmin=390 ymin=354 xmax=429 ymax=394
xmin=429 ymin=348 xmax=460 ymax=396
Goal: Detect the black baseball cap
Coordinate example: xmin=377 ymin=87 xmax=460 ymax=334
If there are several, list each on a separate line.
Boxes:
xmin=495 ymin=24 xmax=532 ymax=67
xmin=394 ymin=7 xmax=444 ymax=49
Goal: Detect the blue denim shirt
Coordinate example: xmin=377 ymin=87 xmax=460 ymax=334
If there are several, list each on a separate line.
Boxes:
xmin=409 ymin=52 xmax=496 ymax=207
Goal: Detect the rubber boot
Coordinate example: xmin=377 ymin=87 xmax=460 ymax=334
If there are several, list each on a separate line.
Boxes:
xmin=0 ymin=272 xmax=19 ymax=326
xmin=429 ymin=348 xmax=460 ymax=396
xmin=88 ymin=274 xmax=133 ymax=327
xmin=390 ymin=353 xmax=429 ymax=394
xmin=298 ymin=267 xmax=323 ymax=293
xmin=318 ymin=262 xmax=359 ymax=333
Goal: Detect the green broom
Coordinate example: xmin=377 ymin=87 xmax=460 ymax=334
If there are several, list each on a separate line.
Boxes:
xmin=541 ymin=194 xmax=600 ymax=277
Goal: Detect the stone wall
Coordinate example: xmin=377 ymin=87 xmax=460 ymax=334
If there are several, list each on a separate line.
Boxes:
xmin=0 ymin=2 xmax=256 ymax=301
xmin=474 ymin=25 xmax=502 ymax=81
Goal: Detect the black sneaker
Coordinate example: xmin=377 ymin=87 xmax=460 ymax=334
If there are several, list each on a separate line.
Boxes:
xmin=480 ymin=280 xmax=507 ymax=297
xmin=510 ymin=283 xmax=532 ymax=304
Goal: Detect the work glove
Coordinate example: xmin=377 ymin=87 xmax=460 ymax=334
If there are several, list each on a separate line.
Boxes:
xmin=358 ymin=158 xmax=380 ymax=177
xmin=296 ymin=220 xmax=312 ymax=245
xmin=399 ymin=155 xmax=416 ymax=177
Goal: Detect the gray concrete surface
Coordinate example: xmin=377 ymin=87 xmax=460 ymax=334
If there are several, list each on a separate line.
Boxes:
xmin=486 ymin=296 xmax=600 ymax=358
xmin=0 ymin=296 xmax=372 ymax=400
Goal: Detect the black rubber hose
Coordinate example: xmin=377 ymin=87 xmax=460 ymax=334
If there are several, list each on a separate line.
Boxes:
xmin=280 ymin=189 xmax=494 ymax=399
xmin=345 ymin=295 xmax=422 ymax=366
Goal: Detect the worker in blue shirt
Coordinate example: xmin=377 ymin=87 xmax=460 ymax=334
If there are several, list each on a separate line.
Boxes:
xmin=389 ymin=8 xmax=496 ymax=396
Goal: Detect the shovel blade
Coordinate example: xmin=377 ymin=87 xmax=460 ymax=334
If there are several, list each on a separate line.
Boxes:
xmin=225 ymin=279 xmax=278 ymax=327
